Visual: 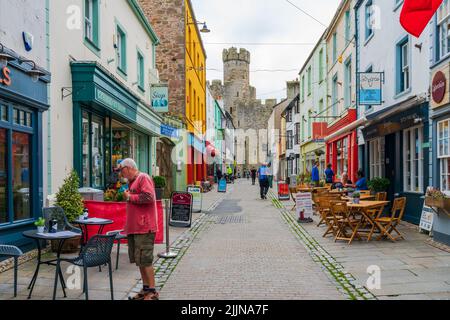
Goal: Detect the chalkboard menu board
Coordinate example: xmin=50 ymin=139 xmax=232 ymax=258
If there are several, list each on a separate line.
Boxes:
xmin=169 ymin=192 xmax=193 ymax=228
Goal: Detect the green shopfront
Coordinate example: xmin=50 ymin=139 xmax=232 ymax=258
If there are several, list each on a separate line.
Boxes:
xmin=71 ymin=62 xmax=161 ymax=188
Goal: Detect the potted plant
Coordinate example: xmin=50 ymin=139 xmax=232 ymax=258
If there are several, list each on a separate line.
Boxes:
xmin=153 ymin=176 xmax=166 ymax=200
xmin=352 ymin=192 xmax=361 ymax=204
xmin=425 ymin=188 xmax=450 ymax=210
xmin=54 ymin=170 xmax=84 ymax=253
xmin=35 ymin=217 xmax=45 ymax=233
xmin=368 ymin=177 xmax=391 ymax=194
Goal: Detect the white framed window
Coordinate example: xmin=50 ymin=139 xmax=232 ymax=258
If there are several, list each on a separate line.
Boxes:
xmin=401 ymin=42 xmax=410 ymax=91
xmin=438 ymin=119 xmax=450 ymax=191
xmin=403 ymin=126 xmax=424 ymax=193
xmin=369 ymin=137 xmax=385 ymax=179
xmin=85 ymin=0 xmax=94 ymax=41
xmin=438 ymin=0 xmax=450 ymax=58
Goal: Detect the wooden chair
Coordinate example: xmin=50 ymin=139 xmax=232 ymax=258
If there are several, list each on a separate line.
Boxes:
xmin=330 ymin=201 xmax=362 ymax=244
xmin=360 ymin=204 xmax=386 ymax=241
xmin=359 ymin=190 xmax=371 ymax=196
xmin=316 ymin=194 xmax=342 ymax=228
xmin=375 ymin=192 xmax=387 ymax=201
xmin=373 ymin=197 xmax=406 ymax=242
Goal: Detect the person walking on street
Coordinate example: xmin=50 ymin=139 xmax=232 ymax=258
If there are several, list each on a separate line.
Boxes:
xmin=258 ymin=163 xmax=269 ymax=199
xmin=267 ymin=162 xmax=274 ymax=188
xmin=311 ymin=161 xmax=320 ymax=187
xmin=324 ymin=163 xmax=334 ymax=184
xmin=216 ymin=168 xmax=223 ymax=183
xmin=251 ymin=167 xmax=257 ymax=185
xmin=119 ymin=158 xmax=159 ymax=301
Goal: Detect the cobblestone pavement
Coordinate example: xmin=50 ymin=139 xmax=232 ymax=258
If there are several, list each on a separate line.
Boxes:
xmin=158 ymin=180 xmax=345 ymax=300
xmin=274 ymin=186 xmax=450 ymax=300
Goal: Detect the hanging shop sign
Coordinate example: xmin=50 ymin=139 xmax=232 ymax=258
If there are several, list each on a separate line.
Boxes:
xmin=150 ymin=83 xmax=169 ymax=113
xmin=0 ymin=66 xmax=11 ymax=86
xmin=169 ymin=192 xmax=193 ymax=228
xmin=161 ymin=124 xmax=179 ymax=138
xmin=431 ymin=64 xmax=450 ymax=109
xmin=357 ymin=72 xmax=383 ymax=106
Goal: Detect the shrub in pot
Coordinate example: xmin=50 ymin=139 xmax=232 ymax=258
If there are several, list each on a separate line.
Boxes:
xmin=368 ymin=177 xmax=390 ymax=194
xmin=352 ymin=192 xmax=361 ymax=204
xmin=153 ymin=176 xmax=166 ymax=200
xmin=54 ymin=170 xmax=84 ymax=253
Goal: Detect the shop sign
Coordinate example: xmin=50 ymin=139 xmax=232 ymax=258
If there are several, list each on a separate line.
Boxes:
xmin=431 ymin=64 xmax=450 ymax=109
xmin=296 ymin=192 xmax=313 ymax=220
xmin=358 ymin=72 xmax=383 ymax=106
xmin=419 ymin=205 xmax=434 ymax=232
xmin=432 ymin=71 xmax=446 ymax=104
xmin=150 ymin=84 xmax=169 ymax=113
xmin=0 ymin=66 xmax=11 ymax=86
xmin=169 ymin=192 xmax=193 ymax=228
xmin=161 ymin=124 xmax=179 ymax=138
xmin=278 ymin=182 xmax=290 ymax=200
xmin=187 ymin=185 xmax=202 ymax=213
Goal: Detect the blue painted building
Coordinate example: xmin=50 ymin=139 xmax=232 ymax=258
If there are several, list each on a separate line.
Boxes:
xmin=0 ymin=1 xmax=51 ymax=249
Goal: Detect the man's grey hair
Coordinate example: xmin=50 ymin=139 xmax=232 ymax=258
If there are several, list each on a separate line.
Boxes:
xmin=120 ymin=158 xmax=138 ymax=169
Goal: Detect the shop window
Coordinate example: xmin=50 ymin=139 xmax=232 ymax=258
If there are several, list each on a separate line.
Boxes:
xmin=12 ymin=132 xmax=31 ymax=221
xmin=438 ymin=119 xmax=450 ymax=191
xmin=437 ymin=0 xmax=450 ymax=59
xmin=0 ymin=104 xmax=7 ymax=122
xmin=0 ymin=128 xmax=6 ymax=224
xmin=13 ymin=108 xmax=32 ymax=127
xmin=403 ymin=126 xmax=423 ymax=193
xmin=369 ymin=137 xmax=385 ymax=179
xmin=82 ymin=112 xmax=90 ymax=187
xmin=91 ymin=116 xmax=104 ymax=188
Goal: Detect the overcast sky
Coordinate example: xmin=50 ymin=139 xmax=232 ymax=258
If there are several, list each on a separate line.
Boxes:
xmin=191 ymin=0 xmax=341 ymax=102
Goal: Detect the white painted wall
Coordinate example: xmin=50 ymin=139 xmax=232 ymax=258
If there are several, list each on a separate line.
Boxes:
xmin=356 ymin=0 xmax=430 ymax=120
xmin=49 ymin=0 xmax=158 ymax=194
xmin=206 ymin=86 xmax=215 ymax=144
xmin=0 ymin=0 xmax=47 ymax=67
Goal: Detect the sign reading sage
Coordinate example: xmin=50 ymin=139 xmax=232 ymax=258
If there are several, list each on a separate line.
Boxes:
xmin=150 ymin=83 xmax=169 ymax=113
xmin=169 ymin=192 xmax=193 ymax=228
xmin=358 ymin=72 xmax=383 ymax=105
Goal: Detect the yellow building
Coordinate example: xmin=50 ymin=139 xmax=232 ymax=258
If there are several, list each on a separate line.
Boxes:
xmin=185 ymin=0 xmax=207 ymax=183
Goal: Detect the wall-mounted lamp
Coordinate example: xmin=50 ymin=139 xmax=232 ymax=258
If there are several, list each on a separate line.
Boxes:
xmin=187 ymin=20 xmax=211 ymax=33
xmin=0 ymin=43 xmax=15 ymax=67
xmin=18 ymin=59 xmax=46 ymax=83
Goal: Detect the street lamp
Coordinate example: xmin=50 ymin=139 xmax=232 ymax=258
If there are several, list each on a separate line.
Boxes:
xmin=187 ymin=20 xmax=211 ymax=33
xmin=0 ymin=43 xmax=15 ymax=67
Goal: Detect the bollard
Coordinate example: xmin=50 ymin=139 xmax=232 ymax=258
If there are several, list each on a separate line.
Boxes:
xmin=158 ymin=199 xmax=178 ymax=259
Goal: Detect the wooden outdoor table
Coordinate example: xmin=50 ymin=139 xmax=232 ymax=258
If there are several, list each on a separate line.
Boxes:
xmin=342 ymin=194 xmax=376 ymax=201
xmin=347 ymin=201 xmax=390 ymax=241
xmin=297 ymin=187 xmax=328 ymax=193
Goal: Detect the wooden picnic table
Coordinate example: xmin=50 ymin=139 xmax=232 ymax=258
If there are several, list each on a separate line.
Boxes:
xmin=346 ymin=200 xmax=390 ymax=241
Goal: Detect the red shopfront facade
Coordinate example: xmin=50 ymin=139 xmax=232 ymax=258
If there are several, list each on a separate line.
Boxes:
xmin=325 ymin=109 xmax=359 ymax=183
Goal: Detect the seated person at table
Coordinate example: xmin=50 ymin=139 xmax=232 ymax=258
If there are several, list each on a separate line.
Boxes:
xmin=348 ymin=170 xmax=368 ymax=191
xmin=332 ymin=172 xmax=352 ymax=189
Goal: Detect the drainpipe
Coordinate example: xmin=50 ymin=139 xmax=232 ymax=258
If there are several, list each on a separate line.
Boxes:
xmin=46 ymin=0 xmax=52 ymax=198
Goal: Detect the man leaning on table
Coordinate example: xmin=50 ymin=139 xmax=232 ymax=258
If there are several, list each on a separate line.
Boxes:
xmin=119 ymin=158 xmax=159 ymax=301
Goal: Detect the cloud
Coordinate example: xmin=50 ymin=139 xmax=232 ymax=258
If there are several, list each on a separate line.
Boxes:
xmin=192 ymin=0 xmax=341 ymax=101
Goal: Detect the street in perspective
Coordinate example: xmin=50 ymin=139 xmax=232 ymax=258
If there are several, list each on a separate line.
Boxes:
xmin=1 ymin=0 xmax=450 ymax=308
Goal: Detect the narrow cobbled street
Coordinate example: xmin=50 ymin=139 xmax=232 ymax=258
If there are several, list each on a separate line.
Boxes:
xmin=157 ymin=180 xmax=345 ymax=300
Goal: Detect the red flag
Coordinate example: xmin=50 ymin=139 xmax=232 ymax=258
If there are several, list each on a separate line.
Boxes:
xmin=400 ymin=0 xmax=443 ymax=37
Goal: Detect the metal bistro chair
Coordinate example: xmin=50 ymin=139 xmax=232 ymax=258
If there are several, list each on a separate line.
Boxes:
xmin=42 ymin=206 xmax=81 ymax=233
xmin=106 ymin=230 xmax=127 ymax=270
xmin=58 ymin=234 xmax=116 ymax=300
xmin=0 ymin=245 xmax=23 ymax=297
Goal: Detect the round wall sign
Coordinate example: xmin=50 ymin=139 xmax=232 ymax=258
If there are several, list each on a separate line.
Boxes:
xmin=432 ymin=71 xmax=447 ymax=104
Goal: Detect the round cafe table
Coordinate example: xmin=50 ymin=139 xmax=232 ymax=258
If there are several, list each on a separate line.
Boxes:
xmin=22 ymin=230 xmax=81 ymax=300
xmin=73 ymin=217 xmax=114 ymax=248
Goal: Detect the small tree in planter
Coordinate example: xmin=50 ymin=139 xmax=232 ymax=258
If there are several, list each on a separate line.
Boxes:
xmin=153 ymin=176 xmax=166 ymax=200
xmin=368 ymin=177 xmax=390 ymax=194
xmin=54 ymin=170 xmax=84 ymax=252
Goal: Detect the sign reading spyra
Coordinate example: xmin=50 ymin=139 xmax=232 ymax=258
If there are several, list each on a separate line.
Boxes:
xmin=358 ymin=72 xmax=383 ymax=105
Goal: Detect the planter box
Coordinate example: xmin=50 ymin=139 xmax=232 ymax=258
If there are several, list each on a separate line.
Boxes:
xmin=425 ymin=197 xmax=450 ymax=210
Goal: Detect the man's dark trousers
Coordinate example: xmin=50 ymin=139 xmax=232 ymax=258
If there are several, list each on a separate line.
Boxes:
xmin=259 ymin=179 xmax=269 ymax=199
xmin=252 ymin=177 xmax=256 ymax=185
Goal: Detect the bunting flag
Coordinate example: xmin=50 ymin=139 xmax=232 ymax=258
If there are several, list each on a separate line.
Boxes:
xmin=400 ymin=0 xmax=443 ymax=37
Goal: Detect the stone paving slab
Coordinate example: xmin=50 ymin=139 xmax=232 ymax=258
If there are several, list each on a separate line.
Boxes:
xmin=275 ymin=187 xmax=450 ymax=300
xmin=158 ymin=180 xmax=345 ymax=300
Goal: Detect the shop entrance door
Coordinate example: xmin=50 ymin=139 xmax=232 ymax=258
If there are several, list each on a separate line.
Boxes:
xmin=385 ymin=133 xmax=396 ymax=202
xmin=157 ymin=139 xmax=174 ymax=197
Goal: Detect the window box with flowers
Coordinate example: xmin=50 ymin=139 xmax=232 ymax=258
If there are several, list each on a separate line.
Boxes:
xmin=425 ymin=188 xmax=450 ymax=216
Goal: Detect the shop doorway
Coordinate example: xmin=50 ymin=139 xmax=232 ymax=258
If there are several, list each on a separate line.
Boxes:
xmin=157 ymin=139 xmax=174 ymax=198
xmin=385 ymin=133 xmax=396 ymax=202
